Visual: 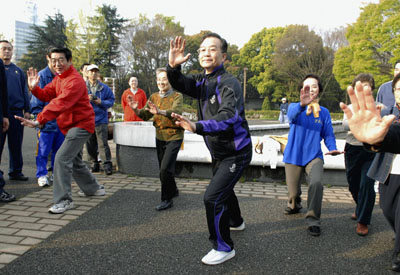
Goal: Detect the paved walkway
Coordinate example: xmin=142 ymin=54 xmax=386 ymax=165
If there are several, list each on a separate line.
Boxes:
xmin=0 ymin=172 xmax=378 ymax=270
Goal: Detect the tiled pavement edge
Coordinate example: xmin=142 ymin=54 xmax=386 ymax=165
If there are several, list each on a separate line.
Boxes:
xmin=0 ymin=172 xmax=379 ymax=270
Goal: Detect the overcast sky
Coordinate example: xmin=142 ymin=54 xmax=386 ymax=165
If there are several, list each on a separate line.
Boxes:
xmin=1 ymin=0 xmax=379 ymax=48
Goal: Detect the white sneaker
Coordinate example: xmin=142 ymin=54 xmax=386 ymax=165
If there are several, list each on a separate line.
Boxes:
xmin=48 ymin=200 xmax=74 ymax=214
xmin=38 ymin=176 xmax=50 ymax=187
xmin=78 ymin=185 xmax=106 ymax=197
xmin=201 ymin=249 xmax=236 ymax=265
xmin=230 ymin=222 xmax=245 ymax=231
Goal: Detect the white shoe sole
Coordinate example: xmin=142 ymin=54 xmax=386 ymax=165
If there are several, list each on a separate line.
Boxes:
xmin=201 ymin=249 xmax=236 ymax=265
xmin=230 ymin=222 xmax=245 ymax=231
xmin=48 ymin=201 xmax=74 ymax=214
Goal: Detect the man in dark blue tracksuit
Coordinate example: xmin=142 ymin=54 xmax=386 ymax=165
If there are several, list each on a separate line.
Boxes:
xmin=0 ymin=40 xmax=30 ymax=181
xmin=167 ymin=33 xmax=252 ymax=265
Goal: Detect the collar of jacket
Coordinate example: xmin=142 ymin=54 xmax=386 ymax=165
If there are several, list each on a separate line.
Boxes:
xmin=86 ymin=80 xmax=104 ymax=92
xmin=58 ymin=65 xmax=75 ymax=79
xmin=203 ymin=63 xmax=225 ymax=79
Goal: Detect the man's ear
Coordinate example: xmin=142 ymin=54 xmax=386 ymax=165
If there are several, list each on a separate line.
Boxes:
xmin=222 ymin=53 xmax=227 ymax=62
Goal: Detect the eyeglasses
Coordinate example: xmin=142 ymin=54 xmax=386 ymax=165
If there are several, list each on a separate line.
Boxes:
xmin=197 ymin=46 xmax=219 ymax=55
xmin=0 ymin=47 xmax=12 ymax=52
xmin=394 ymin=87 xmax=400 ymax=91
xmin=50 ymin=58 xmax=66 ymax=65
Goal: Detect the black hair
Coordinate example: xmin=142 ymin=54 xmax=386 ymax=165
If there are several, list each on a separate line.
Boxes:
xmin=299 ymin=74 xmax=323 ymax=93
xmin=0 ymin=40 xmax=13 ymax=48
xmin=48 ymin=47 xmax=72 ymax=61
xmin=351 ymin=73 xmax=375 ymax=91
xmin=201 ymin=32 xmax=228 ymax=53
xmin=80 ymin=63 xmax=90 ymax=70
xmin=392 ymin=73 xmax=400 ymax=92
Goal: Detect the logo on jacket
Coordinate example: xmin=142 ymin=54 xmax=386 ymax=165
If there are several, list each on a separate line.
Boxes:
xmin=210 ymin=95 xmax=216 ymax=104
xmin=229 ymin=163 xmax=236 ymax=173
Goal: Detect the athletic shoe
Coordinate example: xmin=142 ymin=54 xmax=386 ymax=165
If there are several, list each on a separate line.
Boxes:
xmin=230 ymin=222 xmax=245 ymax=231
xmin=0 ymin=191 xmax=16 ymax=203
xmin=201 ymin=249 xmax=236 ymax=265
xmin=49 ymin=174 xmax=54 ymax=182
xmin=78 ymin=185 xmax=106 ymax=197
xmin=48 ymin=200 xmax=74 ymax=214
xmin=38 ymin=176 xmax=50 ymax=187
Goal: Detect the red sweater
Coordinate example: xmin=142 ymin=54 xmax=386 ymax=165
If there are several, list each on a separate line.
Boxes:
xmin=121 ymin=88 xmax=147 ymax=121
xmin=32 ymin=65 xmax=95 ymax=135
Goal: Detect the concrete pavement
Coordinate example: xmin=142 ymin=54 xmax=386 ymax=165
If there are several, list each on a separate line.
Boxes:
xmin=0 ymin=127 xmax=395 ymax=274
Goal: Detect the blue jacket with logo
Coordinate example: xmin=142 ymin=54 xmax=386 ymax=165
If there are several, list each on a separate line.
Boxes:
xmin=167 ymin=64 xmax=252 ymax=159
xmin=31 ymin=66 xmax=58 ymax=132
xmin=283 ymin=102 xmax=337 ymax=166
xmin=86 ymin=81 xmax=115 ymax=126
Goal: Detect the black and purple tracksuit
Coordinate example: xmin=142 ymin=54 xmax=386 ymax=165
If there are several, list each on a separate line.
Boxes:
xmin=167 ymin=64 xmax=252 ymax=252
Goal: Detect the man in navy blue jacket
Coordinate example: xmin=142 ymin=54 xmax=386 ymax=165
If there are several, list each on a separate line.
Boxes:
xmin=0 ymin=58 xmax=12 ymax=202
xmin=167 ymin=33 xmax=252 ymax=265
xmin=0 ymin=40 xmax=30 ymax=181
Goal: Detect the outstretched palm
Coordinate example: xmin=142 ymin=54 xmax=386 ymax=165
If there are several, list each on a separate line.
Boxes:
xmin=127 ymin=95 xmax=138 ymax=110
xmin=146 ymin=101 xmax=158 ymax=115
xmin=27 ymin=67 xmax=39 ymax=90
xmin=340 ymin=82 xmax=395 ymax=145
xmin=169 ymin=36 xmax=191 ymax=68
xmin=171 ymin=113 xmax=196 ymax=132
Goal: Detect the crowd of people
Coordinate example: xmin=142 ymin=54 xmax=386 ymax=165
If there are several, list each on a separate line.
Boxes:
xmin=0 ymin=32 xmax=400 ymax=271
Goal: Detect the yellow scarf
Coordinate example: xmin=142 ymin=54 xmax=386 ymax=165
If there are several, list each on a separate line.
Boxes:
xmin=306 ymin=101 xmax=321 ymax=118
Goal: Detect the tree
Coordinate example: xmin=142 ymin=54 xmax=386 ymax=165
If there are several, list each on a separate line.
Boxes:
xmin=88 ymin=4 xmax=127 ymax=77
xmin=18 ymin=12 xmax=67 ymax=71
xmin=333 ymin=0 xmax=400 ymax=90
xmin=119 ymin=14 xmax=184 ymax=97
xmin=232 ymin=27 xmax=285 ymax=109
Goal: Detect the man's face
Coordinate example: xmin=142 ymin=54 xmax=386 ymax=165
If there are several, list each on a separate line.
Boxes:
xmin=198 ymin=37 xmax=226 ymax=74
xmin=303 ymin=77 xmax=319 ymax=98
xmin=0 ymin=42 xmax=13 ymax=63
xmin=88 ymin=69 xmax=99 ymax=82
xmin=394 ymin=80 xmax=400 ymax=104
xmin=81 ymin=65 xmax=88 ymax=78
xmin=46 ymin=56 xmax=56 ymax=74
xmin=50 ymin=52 xmax=71 ymax=75
xmin=394 ymin=63 xmax=400 ymax=77
xmin=157 ymin=71 xmax=171 ymax=93
xmin=129 ymin=77 xmax=138 ymax=89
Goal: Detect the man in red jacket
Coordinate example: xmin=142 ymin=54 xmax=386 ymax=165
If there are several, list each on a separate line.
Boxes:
xmin=15 ymin=47 xmax=105 ymax=214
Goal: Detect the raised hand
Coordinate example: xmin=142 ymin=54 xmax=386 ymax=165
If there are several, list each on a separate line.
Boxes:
xmin=300 ymin=85 xmax=318 ymax=107
xmin=340 ymin=82 xmax=395 ymax=145
xmin=169 ymin=36 xmax=191 ymax=68
xmin=171 ymin=113 xmax=196 ymax=132
xmin=127 ymin=95 xmax=138 ymax=110
xmin=27 ymin=67 xmax=39 ymax=90
xmin=146 ymin=101 xmax=159 ymax=115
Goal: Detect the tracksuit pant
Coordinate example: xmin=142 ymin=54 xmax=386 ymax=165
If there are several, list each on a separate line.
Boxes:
xmin=155 ymin=138 xmax=182 ymax=201
xmin=344 ymin=143 xmax=376 ymax=225
xmin=36 ymin=128 xmax=65 ymax=178
xmin=204 ymin=149 xmax=252 ymax=252
xmin=53 ymin=127 xmax=101 ymax=203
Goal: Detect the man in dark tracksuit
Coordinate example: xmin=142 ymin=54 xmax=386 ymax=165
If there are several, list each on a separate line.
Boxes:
xmin=167 ymin=33 xmax=252 ymax=265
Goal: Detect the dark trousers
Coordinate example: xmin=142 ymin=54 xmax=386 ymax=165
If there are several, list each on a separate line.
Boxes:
xmin=380 ymin=174 xmax=400 ymax=252
xmin=0 ymin=110 xmax=24 ymax=177
xmin=86 ymin=124 xmax=112 ymax=169
xmin=344 ymin=143 xmax=376 ymax=225
xmin=204 ymin=149 xmax=252 ymax=252
xmin=155 ymin=138 xmax=182 ymax=201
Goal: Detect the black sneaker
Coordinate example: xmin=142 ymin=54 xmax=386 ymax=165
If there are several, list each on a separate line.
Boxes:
xmin=284 ymin=206 xmax=301 ymax=215
xmin=307 ymin=226 xmax=321 ymax=236
xmin=0 ymin=191 xmax=16 ymax=202
xmin=91 ymin=162 xmax=100 ymax=172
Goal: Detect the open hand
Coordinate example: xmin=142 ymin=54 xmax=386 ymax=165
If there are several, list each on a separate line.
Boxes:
xmin=146 ymin=101 xmax=159 ymax=115
xmin=169 ymin=36 xmax=191 ymax=68
xmin=27 ymin=67 xmax=39 ymax=90
xmin=171 ymin=112 xmax=196 ymax=132
xmin=340 ymin=82 xmax=395 ymax=144
xmin=127 ymin=95 xmax=138 ymax=110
